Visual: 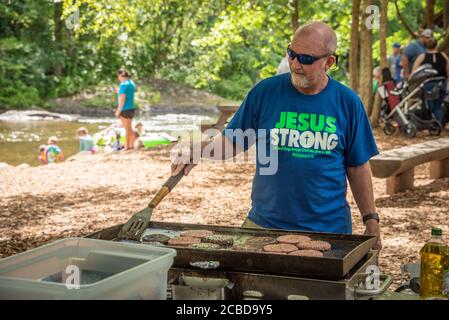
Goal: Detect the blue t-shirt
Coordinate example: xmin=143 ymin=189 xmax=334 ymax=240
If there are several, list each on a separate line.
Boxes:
xmin=118 ymin=79 xmax=135 ymax=111
xmin=403 ymin=40 xmax=426 ymax=73
xmin=224 ymin=74 xmax=378 ymax=234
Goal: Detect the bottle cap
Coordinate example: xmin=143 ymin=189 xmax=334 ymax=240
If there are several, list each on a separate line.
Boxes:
xmin=431 ymin=228 xmax=442 ymax=236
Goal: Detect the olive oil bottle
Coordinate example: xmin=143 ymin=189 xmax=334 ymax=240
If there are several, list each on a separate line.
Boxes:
xmin=419 ymin=228 xmax=449 ymax=299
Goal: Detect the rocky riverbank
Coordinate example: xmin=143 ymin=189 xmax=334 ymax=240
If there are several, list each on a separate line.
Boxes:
xmin=48 ymin=78 xmax=226 ymax=117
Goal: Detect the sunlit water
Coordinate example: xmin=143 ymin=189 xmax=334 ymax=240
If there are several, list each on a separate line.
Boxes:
xmin=0 ymin=113 xmax=215 ymax=166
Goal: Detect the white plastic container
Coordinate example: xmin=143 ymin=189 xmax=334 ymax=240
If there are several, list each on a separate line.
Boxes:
xmin=0 ymin=238 xmax=176 ymax=300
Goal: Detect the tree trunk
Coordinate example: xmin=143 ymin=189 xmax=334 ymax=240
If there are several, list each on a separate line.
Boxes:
xmin=438 ymin=27 xmax=449 ymax=54
xmin=371 ymin=0 xmax=388 ymax=127
xmin=424 ymin=0 xmax=436 ymax=29
xmin=349 ymin=0 xmax=361 ymax=92
xmin=379 ymin=0 xmax=388 ymax=69
xmin=444 ymin=0 xmax=449 ymax=29
xmin=359 ymin=0 xmax=374 ymax=116
xmin=289 ymin=0 xmax=299 ymax=34
xmin=53 ymin=1 xmax=65 ymax=76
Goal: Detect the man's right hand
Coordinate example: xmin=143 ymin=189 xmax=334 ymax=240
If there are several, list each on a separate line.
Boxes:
xmin=171 ymin=161 xmax=197 ymax=177
xmin=170 ymin=137 xmax=230 ymax=176
xmin=170 ymin=142 xmax=202 ymax=176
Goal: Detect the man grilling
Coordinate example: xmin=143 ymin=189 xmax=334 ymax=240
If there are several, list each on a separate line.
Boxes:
xmin=171 ymin=21 xmax=382 ymax=250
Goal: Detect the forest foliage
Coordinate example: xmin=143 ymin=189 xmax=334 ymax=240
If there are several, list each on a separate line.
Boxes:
xmin=0 ymin=0 xmax=438 ymax=108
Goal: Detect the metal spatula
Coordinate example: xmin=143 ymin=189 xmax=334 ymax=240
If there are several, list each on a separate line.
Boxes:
xmin=117 ymin=171 xmax=185 ymax=241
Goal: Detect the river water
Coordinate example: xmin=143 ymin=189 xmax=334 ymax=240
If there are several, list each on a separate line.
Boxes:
xmin=0 ymin=112 xmax=215 ymax=166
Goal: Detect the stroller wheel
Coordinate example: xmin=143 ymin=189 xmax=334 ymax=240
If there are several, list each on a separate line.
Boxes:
xmin=383 ymin=122 xmax=395 ymax=135
xmin=429 ymin=123 xmax=441 ymax=136
xmin=405 ymin=123 xmax=417 ymax=138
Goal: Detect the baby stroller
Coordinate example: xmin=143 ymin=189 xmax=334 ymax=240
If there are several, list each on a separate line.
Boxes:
xmin=378 ymin=64 xmax=445 ymax=138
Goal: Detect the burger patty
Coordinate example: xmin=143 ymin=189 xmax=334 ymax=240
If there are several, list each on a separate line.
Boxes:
xmin=276 ymin=234 xmax=312 ymax=244
xmin=295 ymin=240 xmax=331 ymax=251
xmin=245 ymin=236 xmax=277 ymax=247
xmin=168 ymin=236 xmax=201 ymax=246
xmin=141 ymin=234 xmax=171 ymax=244
xmin=288 ymin=250 xmax=324 ymax=257
xmin=263 ymin=243 xmax=298 ymax=253
xmin=180 ymin=229 xmax=214 ymax=238
xmin=202 ymin=235 xmax=234 ymax=247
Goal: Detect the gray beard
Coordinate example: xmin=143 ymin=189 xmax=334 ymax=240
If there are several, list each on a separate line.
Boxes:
xmin=291 ymin=73 xmax=311 ymax=88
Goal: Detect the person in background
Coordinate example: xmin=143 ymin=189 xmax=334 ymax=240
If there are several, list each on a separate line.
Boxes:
xmin=412 ymin=37 xmax=449 ymax=126
xmin=111 ymin=131 xmax=125 ymax=151
xmin=115 ymin=68 xmax=136 ymax=150
xmin=276 ymin=53 xmax=291 ymax=75
xmin=76 ymin=127 xmax=95 ymax=153
xmin=388 ymin=43 xmax=402 ymax=83
xmin=38 ymin=145 xmax=48 ymax=164
xmin=133 ymin=121 xmax=144 ymax=149
xmin=401 ymin=29 xmax=432 ymax=79
xmin=372 ymin=66 xmax=382 ymax=95
xmin=39 ymin=136 xmax=64 ymax=164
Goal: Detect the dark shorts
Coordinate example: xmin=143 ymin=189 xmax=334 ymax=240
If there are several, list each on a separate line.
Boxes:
xmin=120 ymin=109 xmax=135 ymax=119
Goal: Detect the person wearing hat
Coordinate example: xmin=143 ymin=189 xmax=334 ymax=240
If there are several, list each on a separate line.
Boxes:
xmin=401 ymin=29 xmax=432 ymax=79
xmin=388 ymin=43 xmax=402 ymax=83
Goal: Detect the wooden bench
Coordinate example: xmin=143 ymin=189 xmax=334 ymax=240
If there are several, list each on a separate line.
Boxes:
xmin=370 ymin=138 xmax=449 ymax=194
xmin=201 ymin=102 xmax=240 ymax=133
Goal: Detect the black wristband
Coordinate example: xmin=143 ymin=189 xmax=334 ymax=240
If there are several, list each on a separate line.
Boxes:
xmin=362 ymin=212 xmax=380 ymax=225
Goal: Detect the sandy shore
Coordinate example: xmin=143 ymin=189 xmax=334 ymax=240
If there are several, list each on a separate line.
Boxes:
xmin=1 ymin=128 xmax=449 ymax=290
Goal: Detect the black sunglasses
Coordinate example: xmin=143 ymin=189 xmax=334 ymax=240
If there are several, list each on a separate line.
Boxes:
xmin=287 ymin=45 xmax=338 ymax=65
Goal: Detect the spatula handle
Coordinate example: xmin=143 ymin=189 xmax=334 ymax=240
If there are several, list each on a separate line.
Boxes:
xmin=164 ymin=170 xmax=185 ymax=191
xmin=148 ymin=171 xmax=185 ymax=208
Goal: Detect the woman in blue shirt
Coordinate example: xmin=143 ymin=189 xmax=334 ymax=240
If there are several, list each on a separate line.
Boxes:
xmin=115 ymin=68 xmax=136 ymax=150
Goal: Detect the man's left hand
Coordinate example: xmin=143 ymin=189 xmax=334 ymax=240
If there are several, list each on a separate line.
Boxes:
xmin=115 ymin=110 xmax=121 ymax=118
xmin=364 ymin=219 xmax=382 ymax=250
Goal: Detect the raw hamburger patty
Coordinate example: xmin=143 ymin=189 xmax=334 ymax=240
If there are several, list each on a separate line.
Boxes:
xmin=245 ymin=236 xmax=277 ymax=246
xmin=180 ymin=229 xmax=214 ymax=238
xmin=189 ymin=242 xmax=221 ymax=249
xmin=168 ymin=236 xmax=201 ymax=246
xmin=295 ymin=240 xmax=331 ymax=251
xmin=141 ymin=234 xmax=170 ymax=244
xmin=276 ymin=234 xmax=311 ymax=244
xmin=263 ymin=243 xmax=298 ymax=253
xmin=202 ymin=235 xmax=234 ymax=247
xmin=288 ymin=250 xmax=324 ymax=257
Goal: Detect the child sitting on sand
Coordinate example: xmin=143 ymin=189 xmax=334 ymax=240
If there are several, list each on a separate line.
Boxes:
xmin=111 ymin=131 xmax=125 ymax=151
xmin=133 ymin=121 xmax=144 ymax=149
xmin=76 ymin=127 xmax=95 ymax=153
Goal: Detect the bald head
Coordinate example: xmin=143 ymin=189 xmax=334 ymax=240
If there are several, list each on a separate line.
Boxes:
xmin=291 ymin=21 xmax=337 ymax=55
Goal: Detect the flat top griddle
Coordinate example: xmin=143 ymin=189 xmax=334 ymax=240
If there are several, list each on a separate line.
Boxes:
xmin=89 ymin=221 xmax=377 ymax=279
